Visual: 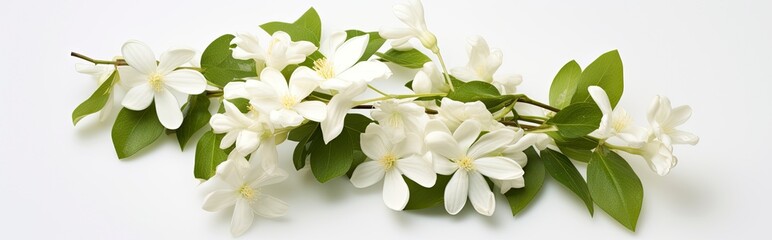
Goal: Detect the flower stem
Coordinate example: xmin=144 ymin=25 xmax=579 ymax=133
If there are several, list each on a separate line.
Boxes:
xmin=434 ymin=50 xmax=456 ymax=92
xmin=604 ymin=143 xmax=642 ymax=155
xmin=517 ymin=96 xmax=561 ymax=112
xmin=71 ymin=52 xmax=126 ymax=66
xmin=367 ymin=84 xmax=390 ymax=97
xmin=353 ymin=93 xmax=446 ymax=105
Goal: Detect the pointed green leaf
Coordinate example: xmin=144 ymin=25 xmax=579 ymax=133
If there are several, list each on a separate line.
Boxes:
xmin=588 ymin=149 xmax=643 ymax=231
xmin=310 ymin=129 xmax=354 ymax=183
xmin=345 ymin=30 xmax=386 ymax=61
xmin=375 ymin=49 xmax=431 ymax=68
xmin=547 ymin=102 xmax=602 ymax=138
xmin=194 ymin=131 xmax=228 ymax=180
xmin=505 ymin=147 xmax=546 ymax=216
xmin=404 ymin=174 xmax=452 ymax=210
xmin=571 ymin=50 xmax=624 ymax=108
xmin=72 ymin=71 xmax=117 ymax=125
xmin=176 ymin=94 xmax=212 ymax=150
xmin=446 ymin=80 xmax=518 ymax=112
xmin=111 ymin=106 xmax=165 ymax=159
xmin=549 ymin=60 xmax=582 ymax=109
xmin=291 ymin=122 xmax=319 ymax=170
xmin=260 ymin=7 xmax=322 ymax=46
xmin=201 ymin=34 xmax=257 ymax=88
xmin=541 ymin=149 xmax=594 ymax=215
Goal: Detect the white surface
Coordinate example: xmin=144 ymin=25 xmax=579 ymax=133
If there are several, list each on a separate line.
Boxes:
xmin=1 ymin=0 xmax=770 ymax=239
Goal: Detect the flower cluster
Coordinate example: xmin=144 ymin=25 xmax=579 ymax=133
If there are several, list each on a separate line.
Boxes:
xmin=71 ymin=0 xmax=698 ymax=236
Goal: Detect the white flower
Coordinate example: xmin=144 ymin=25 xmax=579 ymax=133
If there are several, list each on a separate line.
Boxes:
xmin=76 ymin=63 xmax=118 ymax=121
xmin=294 ymin=32 xmax=392 ymax=91
xmin=450 ymin=36 xmax=523 ymax=95
xmin=647 ymin=95 xmax=699 ymax=148
xmin=588 ymin=86 xmax=648 ymax=147
xmin=371 ymin=99 xmax=429 ymax=141
xmin=379 ymin=0 xmax=438 ymax=52
xmin=320 ymin=81 xmax=368 ymax=143
xmin=436 ymin=98 xmax=502 ymax=131
xmin=209 ymin=100 xmax=281 ymax=170
xmin=491 ymin=130 xmax=538 ymax=194
xmin=412 ymin=62 xmax=449 ymax=94
xmin=241 ymin=68 xmax=327 ymax=128
xmin=118 ymin=40 xmax=207 ymax=129
xmin=202 ymin=157 xmax=288 ymax=236
xmin=231 ymin=31 xmax=317 ymax=71
xmin=350 ymin=124 xmax=436 ymax=210
xmin=425 ymin=120 xmax=524 ymax=216
xmin=637 ymin=139 xmax=678 ymax=176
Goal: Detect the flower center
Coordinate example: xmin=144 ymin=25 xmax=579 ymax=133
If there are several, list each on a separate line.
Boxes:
xmin=281 ymin=95 xmax=297 ymax=109
xmin=148 ymin=73 xmax=164 ymax=92
xmin=457 ymin=156 xmax=474 ymax=171
xmin=387 ymin=113 xmax=403 ymax=128
xmin=239 ymin=184 xmax=258 ymax=200
xmin=313 ymin=58 xmax=335 ymax=79
xmin=380 ymin=153 xmax=397 ymax=170
xmin=612 ymin=112 xmax=632 ymax=133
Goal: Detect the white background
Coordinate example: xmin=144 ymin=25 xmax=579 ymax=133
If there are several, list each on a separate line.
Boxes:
xmin=1 ymin=0 xmax=770 ymax=239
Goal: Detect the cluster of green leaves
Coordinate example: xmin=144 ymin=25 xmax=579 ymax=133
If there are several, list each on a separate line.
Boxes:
xmin=530 ymin=50 xmax=644 ymax=231
xmin=288 ymin=114 xmax=372 ymax=182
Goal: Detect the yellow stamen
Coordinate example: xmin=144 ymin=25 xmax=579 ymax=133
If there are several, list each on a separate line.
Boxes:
xmin=313 ymin=58 xmax=335 ymax=79
xmin=380 ymin=153 xmax=397 ymax=170
xmin=457 ymin=156 xmax=474 ymax=171
xmin=281 ymin=95 xmax=297 ymax=109
xmin=148 ymin=73 xmax=164 ymax=92
xmin=239 ymin=184 xmax=257 ymax=200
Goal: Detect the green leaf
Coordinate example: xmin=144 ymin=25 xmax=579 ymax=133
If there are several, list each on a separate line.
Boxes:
xmin=404 ymin=174 xmax=452 ymax=210
xmin=345 ymin=30 xmax=386 ymax=61
xmin=201 ymin=34 xmax=258 ymax=88
xmin=291 ymin=122 xmax=319 ymax=170
xmin=549 ymin=60 xmax=582 ymax=109
xmin=111 ymin=106 xmax=165 ymax=159
xmin=540 ymin=149 xmax=594 ymax=215
xmin=375 ymin=49 xmax=431 ymax=68
xmin=547 ymin=102 xmax=602 ymax=138
xmin=72 ymin=71 xmax=118 ymax=125
xmin=587 ymin=149 xmax=643 ymax=231
xmin=505 ymin=147 xmax=546 ymax=215
xmin=309 ymin=129 xmax=354 ymax=182
xmin=557 ymin=145 xmax=593 ymax=163
xmin=194 ymin=131 xmax=228 ymax=180
xmin=288 ymin=121 xmax=319 ymax=142
xmin=343 ymin=113 xmax=372 ymax=151
xmin=260 ymin=7 xmax=322 ymax=46
xmin=346 ymin=150 xmax=367 ymax=178
xmin=571 ymin=50 xmax=624 ymax=108
xmin=446 ymin=80 xmax=518 ymax=112
xmin=176 ymin=94 xmax=212 ymax=150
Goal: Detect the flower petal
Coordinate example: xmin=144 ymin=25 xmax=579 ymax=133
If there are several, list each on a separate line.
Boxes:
xmin=294 ymin=101 xmax=327 ymax=122
xmin=396 ymin=155 xmax=436 ymax=188
xmin=252 ymin=194 xmax=289 ymax=218
xmin=289 ymin=70 xmax=320 ymax=99
xmin=669 ymin=130 xmax=700 ymax=145
xmin=319 ymin=31 xmax=347 ymax=57
xmin=121 ymin=40 xmax=157 ymax=74
xmin=202 ymin=190 xmax=237 ymax=212
xmin=474 ymin=156 xmax=524 ymax=180
xmin=157 ymin=48 xmax=195 ymax=75
xmin=467 ymin=128 xmax=516 ymax=159
xmin=121 ymin=83 xmax=154 ymax=111
xmin=453 ymin=120 xmax=482 ymax=153
xmin=588 ymin=86 xmax=612 ymax=116
xmin=270 ymin=109 xmax=304 ymax=128
xmin=235 ymin=130 xmax=260 ymax=155
xmin=117 ymin=66 xmax=146 ymax=88
xmin=350 ymin=161 xmax=386 ymax=188
xmin=163 ymin=70 xmax=206 ymax=94
xmin=468 ymin=171 xmax=495 ymax=216
xmin=259 ymin=68 xmax=289 ymax=95
xmin=666 ymin=105 xmax=693 ymax=128
xmin=321 ymin=82 xmax=366 ymax=143
xmin=230 ymin=198 xmax=255 ymax=236
xmin=383 ymin=169 xmax=410 ymax=211
xmin=333 ymin=34 xmax=369 ymax=72
xmin=154 ymin=88 xmax=184 ymax=129
xmin=361 ymin=132 xmax=389 ymax=161
xmin=336 ymin=61 xmax=392 ymax=83
xmin=444 ymin=170 xmax=469 ymax=215
xmin=425 ymin=131 xmax=464 ymax=160
xmin=433 ymin=155 xmax=458 ymax=175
